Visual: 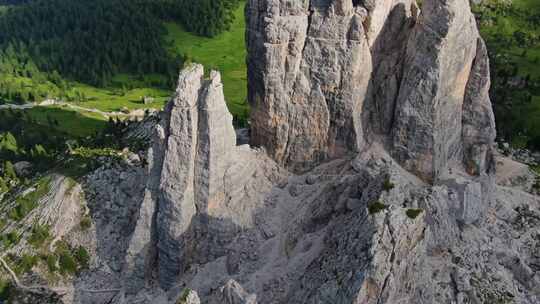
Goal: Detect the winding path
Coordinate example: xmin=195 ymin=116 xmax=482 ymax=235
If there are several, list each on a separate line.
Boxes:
xmin=0 ymin=100 xmax=154 ymax=119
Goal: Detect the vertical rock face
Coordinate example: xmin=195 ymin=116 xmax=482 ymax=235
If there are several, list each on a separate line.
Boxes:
xmin=155 ymin=65 xmax=205 ymax=288
xmin=247 ymin=0 xmax=496 ymax=181
xmin=391 ymin=0 xmax=482 ymax=181
xmin=194 ymin=71 xmax=237 ymax=214
xmin=462 ymin=38 xmax=496 ymax=176
xmin=364 ymin=0 xmax=418 ymax=135
xmin=246 ymin=0 xmax=373 ymax=172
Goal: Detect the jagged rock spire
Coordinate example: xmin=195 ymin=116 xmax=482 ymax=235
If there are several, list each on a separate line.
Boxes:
xmin=124 ymin=64 xmax=238 ymax=290
xmin=123 ymin=64 xmax=282 ymax=293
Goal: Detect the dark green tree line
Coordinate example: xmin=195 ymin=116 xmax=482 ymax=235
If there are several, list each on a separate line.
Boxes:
xmin=0 ymin=0 xmax=183 ymax=87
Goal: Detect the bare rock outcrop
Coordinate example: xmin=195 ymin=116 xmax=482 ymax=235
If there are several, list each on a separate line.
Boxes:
xmin=124 ymin=64 xmax=285 ymax=292
xmin=246 ymin=0 xmax=373 ymax=172
xmin=145 ymin=145 xmax=539 ymax=304
xmin=391 ymin=0 xmax=491 ymax=181
xmin=462 ymin=38 xmax=497 ymax=176
xmin=247 ymin=0 xmax=496 ymax=181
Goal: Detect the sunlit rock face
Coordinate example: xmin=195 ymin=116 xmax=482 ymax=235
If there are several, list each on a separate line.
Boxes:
xmin=124 ymin=64 xmax=284 ymax=291
xmin=246 ymin=0 xmax=496 ymax=182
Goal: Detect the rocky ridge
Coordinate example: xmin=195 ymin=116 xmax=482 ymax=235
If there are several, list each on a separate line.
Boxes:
xmin=114 ymin=55 xmax=538 ymax=302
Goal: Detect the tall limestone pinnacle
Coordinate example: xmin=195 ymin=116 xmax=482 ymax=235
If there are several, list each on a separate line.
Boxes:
xmin=124 ymin=64 xmax=283 ymax=291
xmin=246 ymin=0 xmax=496 ymax=181
xmin=124 ymin=65 xmax=237 ymax=290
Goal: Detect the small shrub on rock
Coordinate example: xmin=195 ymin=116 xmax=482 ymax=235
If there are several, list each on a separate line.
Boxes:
xmin=58 ymin=251 xmax=77 ymax=275
xmin=18 ymin=254 xmax=39 ymax=274
xmin=0 ymin=279 xmax=12 ymax=301
xmin=46 ymin=255 xmax=58 ymax=273
xmin=79 ymin=216 xmax=92 ymax=231
xmin=28 ymin=224 xmax=50 ymax=248
xmin=406 ymin=208 xmax=424 ymax=219
xmin=382 ymin=178 xmax=395 ymax=192
xmin=177 ymin=288 xmax=192 ymax=304
xmin=368 ymin=201 xmax=388 ymax=215
xmin=1 ymin=231 xmax=21 ymax=248
xmin=74 ymin=246 xmax=90 ymax=270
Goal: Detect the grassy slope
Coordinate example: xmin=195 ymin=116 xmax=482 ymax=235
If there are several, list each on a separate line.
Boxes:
xmin=27 ymin=107 xmax=107 ymax=137
xmin=515 ymin=0 xmax=540 ymax=9
xmin=2 ymin=2 xmax=248 ymax=137
xmin=482 ymin=0 xmax=540 ymax=77
xmin=476 ymin=0 xmax=540 ymax=144
xmin=70 ymin=83 xmax=169 ymax=112
xmin=164 ymin=2 xmax=248 ymax=117
xmin=4 ymin=106 xmax=107 ymax=138
xmin=509 ymin=0 xmax=540 ymax=139
xmin=0 ymin=75 xmax=165 ymax=137
xmin=69 ymin=1 xmax=249 ymax=116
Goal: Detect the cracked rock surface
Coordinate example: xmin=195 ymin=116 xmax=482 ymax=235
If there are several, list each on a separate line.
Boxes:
xmin=247 ymin=0 xmax=496 ymax=180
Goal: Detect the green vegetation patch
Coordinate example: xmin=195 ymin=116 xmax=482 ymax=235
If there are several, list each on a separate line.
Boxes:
xmin=0 ymin=279 xmax=12 ymax=301
xmin=68 ymin=81 xmax=170 ymax=112
xmin=406 ymin=208 xmax=424 ymax=219
xmin=55 ymin=146 xmax=123 ymax=179
xmin=382 ymin=178 xmax=395 ymax=192
xmin=177 ymin=288 xmax=193 ymax=304
xmin=28 ymin=223 xmax=50 ymax=249
xmin=17 ymin=253 xmax=38 ymax=274
xmin=3 ymin=253 xmax=39 ymax=276
xmin=58 ymin=250 xmax=77 ymax=275
xmin=8 ymin=176 xmax=51 ymax=221
xmin=164 ymin=2 xmax=249 ymax=119
xmin=25 ymin=106 xmax=107 ymax=138
xmin=0 ymin=0 xmax=181 ymax=87
xmin=73 ymin=246 xmax=90 ymax=270
xmin=52 ymin=241 xmax=90 ymax=276
xmin=1 ymin=231 xmax=20 ymax=248
xmin=473 ymin=0 xmax=540 ymax=149
xmin=45 ymin=254 xmax=58 ymax=273
xmin=368 ymin=201 xmax=388 ymax=215
xmin=79 ymin=215 xmax=92 ymax=231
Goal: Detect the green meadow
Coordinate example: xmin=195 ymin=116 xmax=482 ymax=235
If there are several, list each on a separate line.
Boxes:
xmin=2 ymin=2 xmax=248 ymax=137
xmin=164 ymin=2 xmax=248 ymax=117
xmin=475 ymin=0 xmax=540 ymax=147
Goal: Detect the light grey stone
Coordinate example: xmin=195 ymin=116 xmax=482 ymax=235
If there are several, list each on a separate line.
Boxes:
xmin=247 ymin=0 xmax=496 ymax=182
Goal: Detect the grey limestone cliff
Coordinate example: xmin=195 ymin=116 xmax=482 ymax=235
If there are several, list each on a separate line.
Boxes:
xmin=247 ymin=0 xmax=496 ymax=181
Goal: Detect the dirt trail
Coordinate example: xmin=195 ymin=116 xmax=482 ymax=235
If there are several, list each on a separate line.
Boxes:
xmin=0 ymin=100 xmax=153 ymax=119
